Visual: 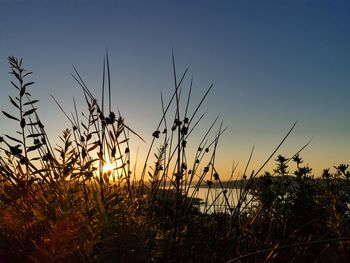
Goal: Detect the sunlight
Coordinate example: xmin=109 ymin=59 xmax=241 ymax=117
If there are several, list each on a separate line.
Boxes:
xmin=103 ymin=160 xmax=114 ymax=174
xmin=101 ymin=158 xmax=125 ymax=180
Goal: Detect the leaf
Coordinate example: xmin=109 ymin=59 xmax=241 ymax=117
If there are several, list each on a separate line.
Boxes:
xmin=111 ymin=146 xmax=116 ymax=157
xmin=10 ymin=81 xmax=20 ymax=90
xmin=97 ymin=151 xmax=103 ymax=161
xmin=23 ymin=100 xmax=39 ymax=106
xmin=81 ymin=122 xmax=88 ymax=130
xmin=27 ymin=121 xmax=44 ymax=128
xmin=20 ymin=86 xmax=26 ymax=97
xmin=23 ymin=81 xmax=35 ymax=89
xmin=116 ymin=129 xmax=123 ymax=139
xmin=82 ymin=159 xmax=98 ymax=170
xmin=5 ymin=135 xmax=22 ymax=144
xmin=10 ymin=145 xmax=22 ymax=156
xmin=20 ymin=118 xmax=25 ymax=128
xmin=31 ymin=168 xmax=49 ymax=175
xmin=118 ymin=138 xmax=129 ymax=144
xmin=9 ymin=96 xmax=19 ymax=109
xmin=23 ymin=108 xmax=37 ymax=117
xmin=27 ymin=144 xmax=42 ymax=152
xmin=23 ymin=72 xmax=32 ymax=78
xmin=109 ymin=130 xmax=115 ymax=141
xmin=87 ymin=142 xmax=99 ymax=152
xmin=26 ymin=122 xmax=39 ymax=126
xmin=2 ymin=111 xmax=19 ymax=121
xmin=11 ymin=69 xmax=21 ymax=82
xmin=27 ymin=133 xmax=44 ymax=138
xmin=81 ymin=148 xmax=87 ymax=158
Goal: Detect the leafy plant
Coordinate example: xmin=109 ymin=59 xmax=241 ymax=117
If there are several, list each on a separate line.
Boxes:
xmin=1 ymin=56 xmax=349 ymax=262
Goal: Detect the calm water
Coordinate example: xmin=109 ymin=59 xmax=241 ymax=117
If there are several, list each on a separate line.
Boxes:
xmin=187 ymin=186 xmax=252 ymax=214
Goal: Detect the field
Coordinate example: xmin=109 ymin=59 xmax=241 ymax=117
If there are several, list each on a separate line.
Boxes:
xmin=1 ymin=56 xmax=350 ymax=262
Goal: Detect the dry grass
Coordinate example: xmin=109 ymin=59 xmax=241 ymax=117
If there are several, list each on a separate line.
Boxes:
xmin=0 ymin=55 xmax=350 ymax=262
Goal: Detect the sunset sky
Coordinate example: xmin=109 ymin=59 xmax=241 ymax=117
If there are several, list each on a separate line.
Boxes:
xmin=1 ymin=0 xmax=349 ymax=178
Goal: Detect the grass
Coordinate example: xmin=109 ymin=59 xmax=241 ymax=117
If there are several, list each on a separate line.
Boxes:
xmin=0 ymin=55 xmax=350 ymax=262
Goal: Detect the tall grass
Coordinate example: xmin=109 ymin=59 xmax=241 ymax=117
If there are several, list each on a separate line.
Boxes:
xmin=1 ymin=55 xmax=350 ymax=262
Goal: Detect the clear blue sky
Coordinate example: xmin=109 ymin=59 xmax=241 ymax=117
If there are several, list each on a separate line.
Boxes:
xmin=1 ymin=0 xmax=349 ymax=177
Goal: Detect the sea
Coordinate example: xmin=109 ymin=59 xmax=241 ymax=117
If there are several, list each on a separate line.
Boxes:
xmin=187 ymin=186 xmax=252 ymax=214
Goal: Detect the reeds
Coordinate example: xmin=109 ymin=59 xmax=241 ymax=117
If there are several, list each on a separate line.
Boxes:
xmin=0 ymin=55 xmax=350 ymax=262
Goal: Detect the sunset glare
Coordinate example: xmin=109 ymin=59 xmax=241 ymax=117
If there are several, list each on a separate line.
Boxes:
xmin=102 ymin=161 xmax=114 ymax=175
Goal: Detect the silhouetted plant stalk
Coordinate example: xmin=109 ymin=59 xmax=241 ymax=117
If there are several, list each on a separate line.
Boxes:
xmin=59 ymin=62 xmax=135 ymax=182
xmin=1 ymin=55 xmax=350 ymax=262
xmin=1 ymin=57 xmax=58 ymax=220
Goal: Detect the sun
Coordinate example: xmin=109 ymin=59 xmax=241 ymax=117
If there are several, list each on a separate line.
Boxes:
xmin=103 ymin=161 xmax=114 ymax=174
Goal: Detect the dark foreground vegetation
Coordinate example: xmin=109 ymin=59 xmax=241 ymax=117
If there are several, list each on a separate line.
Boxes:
xmin=1 ymin=56 xmax=349 ymax=262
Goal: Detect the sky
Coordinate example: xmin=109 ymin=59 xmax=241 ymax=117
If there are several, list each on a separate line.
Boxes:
xmin=0 ymin=0 xmax=349 ymax=178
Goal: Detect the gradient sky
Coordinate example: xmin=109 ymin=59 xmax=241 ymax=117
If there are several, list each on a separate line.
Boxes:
xmin=1 ymin=0 xmax=349 ymax=178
